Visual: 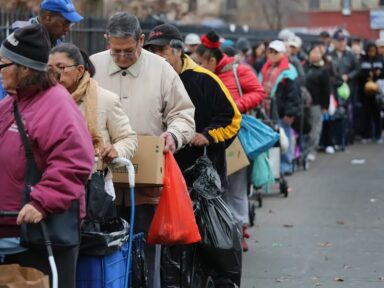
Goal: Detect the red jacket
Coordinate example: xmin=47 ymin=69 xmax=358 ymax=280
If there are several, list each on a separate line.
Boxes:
xmin=215 ymin=54 xmax=265 ymax=113
xmin=0 ymin=85 xmax=94 ymax=237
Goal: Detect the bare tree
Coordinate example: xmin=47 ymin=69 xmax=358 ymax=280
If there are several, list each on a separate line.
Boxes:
xmin=260 ymin=0 xmax=303 ymax=30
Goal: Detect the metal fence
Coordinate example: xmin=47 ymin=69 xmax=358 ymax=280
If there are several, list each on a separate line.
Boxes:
xmin=0 ymin=9 xmax=319 ymax=56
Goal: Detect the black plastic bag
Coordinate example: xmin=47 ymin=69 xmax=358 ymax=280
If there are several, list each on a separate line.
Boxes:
xmin=80 ymin=217 xmax=129 ymax=256
xmin=80 ymin=171 xmax=126 ymax=256
xmin=183 ymin=155 xmax=222 ymax=199
xmin=194 ymin=196 xmax=242 ymax=286
xmin=197 ymin=197 xmax=234 ymax=249
xmin=161 ymin=245 xmax=194 ymax=288
xmin=85 ymin=171 xmax=115 ymax=224
xmin=199 ymin=223 xmax=242 ymax=286
xmin=131 ymin=234 xmax=148 ymax=288
xmin=186 ymin=156 xmax=242 ymax=286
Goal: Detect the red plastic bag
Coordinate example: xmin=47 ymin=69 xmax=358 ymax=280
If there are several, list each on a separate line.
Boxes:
xmin=147 ymin=152 xmax=201 ymax=245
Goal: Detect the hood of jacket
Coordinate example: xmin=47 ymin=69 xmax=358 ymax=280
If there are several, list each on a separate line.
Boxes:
xmin=215 ymin=54 xmax=237 ymax=74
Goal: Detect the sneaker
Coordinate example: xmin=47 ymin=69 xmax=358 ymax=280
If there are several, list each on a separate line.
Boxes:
xmin=325 ymin=146 xmax=335 ymax=154
xmin=242 ymin=238 xmax=249 ymax=252
xmin=307 ymin=153 xmax=316 ymax=162
xmin=361 ymin=139 xmax=372 ymax=144
xmin=376 ymin=138 xmax=383 ymax=144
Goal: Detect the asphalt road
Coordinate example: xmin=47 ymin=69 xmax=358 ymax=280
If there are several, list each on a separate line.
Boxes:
xmin=242 ymin=143 xmax=384 ymax=288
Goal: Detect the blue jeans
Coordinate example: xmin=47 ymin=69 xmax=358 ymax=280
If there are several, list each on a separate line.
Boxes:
xmin=279 ymin=120 xmax=293 ymax=174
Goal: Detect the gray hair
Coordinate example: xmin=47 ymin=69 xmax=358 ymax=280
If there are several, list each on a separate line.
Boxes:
xmin=106 ymin=12 xmax=142 ymax=40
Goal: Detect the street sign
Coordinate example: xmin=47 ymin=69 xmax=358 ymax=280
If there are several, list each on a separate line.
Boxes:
xmin=370 ymin=10 xmax=384 ymax=29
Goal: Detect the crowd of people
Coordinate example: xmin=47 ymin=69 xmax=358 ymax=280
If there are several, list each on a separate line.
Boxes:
xmin=1 ymin=0 xmax=384 ymax=287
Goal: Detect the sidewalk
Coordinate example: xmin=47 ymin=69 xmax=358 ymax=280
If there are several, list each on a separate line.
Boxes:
xmin=242 ymin=143 xmax=384 ymax=288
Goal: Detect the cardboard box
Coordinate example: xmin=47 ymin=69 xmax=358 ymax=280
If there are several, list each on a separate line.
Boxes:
xmin=226 ymin=137 xmax=250 ymax=176
xmin=112 ymin=135 xmax=164 ymax=185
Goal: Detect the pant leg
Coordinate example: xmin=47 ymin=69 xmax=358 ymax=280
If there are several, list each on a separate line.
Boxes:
xmin=372 ymin=100 xmax=382 ymax=140
xmin=362 ymin=101 xmax=373 ymax=140
xmin=279 ymin=120 xmax=293 ymax=174
xmin=306 ymin=105 xmax=323 ymax=154
xmin=4 ymin=245 xmax=79 ymax=288
xmin=223 ymin=168 xmax=249 ymax=225
xmin=119 ymin=204 xmax=161 ymax=288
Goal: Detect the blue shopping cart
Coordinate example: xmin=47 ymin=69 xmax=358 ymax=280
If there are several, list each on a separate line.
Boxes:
xmin=76 ymin=157 xmax=145 ymax=288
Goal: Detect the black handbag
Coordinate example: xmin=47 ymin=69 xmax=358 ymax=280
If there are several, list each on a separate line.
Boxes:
xmin=13 ymin=101 xmax=81 ymax=249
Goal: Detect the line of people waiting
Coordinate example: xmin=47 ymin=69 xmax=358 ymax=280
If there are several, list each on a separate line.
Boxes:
xmin=1 ymin=0 xmax=384 ymax=287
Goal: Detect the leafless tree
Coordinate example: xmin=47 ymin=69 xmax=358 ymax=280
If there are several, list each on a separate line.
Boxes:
xmin=260 ymin=0 xmax=303 ymax=30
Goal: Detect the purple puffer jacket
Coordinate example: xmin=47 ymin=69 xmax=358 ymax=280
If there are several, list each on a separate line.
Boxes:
xmin=0 ymin=84 xmax=94 ymax=238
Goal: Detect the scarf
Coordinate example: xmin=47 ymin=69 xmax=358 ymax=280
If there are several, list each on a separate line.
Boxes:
xmin=71 ymin=71 xmax=103 ymax=150
xmin=261 ymin=56 xmax=290 ymax=97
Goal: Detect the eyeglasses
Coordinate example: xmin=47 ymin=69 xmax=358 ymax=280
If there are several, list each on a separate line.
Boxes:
xmin=49 ymin=64 xmax=77 ymax=73
xmin=110 ymin=42 xmax=139 ymax=58
xmin=0 ymin=62 xmax=14 ymax=70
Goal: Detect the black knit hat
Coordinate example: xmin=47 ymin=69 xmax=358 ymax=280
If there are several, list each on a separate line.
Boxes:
xmin=145 ymin=24 xmax=183 ymax=47
xmin=0 ymin=24 xmax=50 ymax=71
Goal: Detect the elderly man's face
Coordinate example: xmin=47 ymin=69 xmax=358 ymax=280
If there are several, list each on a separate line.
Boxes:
xmin=42 ymin=12 xmax=72 ymax=40
xmin=333 ymin=40 xmax=346 ymax=51
xmin=108 ymin=34 xmax=144 ymax=69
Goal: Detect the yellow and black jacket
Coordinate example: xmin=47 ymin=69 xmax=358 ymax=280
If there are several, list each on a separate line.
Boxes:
xmin=175 ymin=55 xmax=241 ymax=187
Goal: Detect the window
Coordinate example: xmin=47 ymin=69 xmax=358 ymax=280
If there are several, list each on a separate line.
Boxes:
xmin=341 ymin=0 xmax=352 ymax=10
xmin=309 ymin=0 xmax=320 ymax=10
xmin=341 ymin=0 xmax=351 ymax=15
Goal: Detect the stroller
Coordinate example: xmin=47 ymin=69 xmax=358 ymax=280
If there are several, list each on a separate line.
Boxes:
xmin=76 ymin=157 xmax=146 ymax=288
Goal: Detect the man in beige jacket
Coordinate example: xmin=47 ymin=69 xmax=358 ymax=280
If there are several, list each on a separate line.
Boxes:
xmin=90 ymin=12 xmax=195 ymax=288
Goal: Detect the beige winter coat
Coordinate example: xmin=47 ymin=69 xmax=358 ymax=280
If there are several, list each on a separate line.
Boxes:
xmin=90 ymin=48 xmax=195 ymax=204
xmin=78 ymin=83 xmax=138 ymax=181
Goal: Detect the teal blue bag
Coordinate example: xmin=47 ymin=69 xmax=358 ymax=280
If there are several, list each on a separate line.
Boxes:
xmin=238 ymin=115 xmax=279 ymax=161
xmin=251 ymin=152 xmax=274 ymax=189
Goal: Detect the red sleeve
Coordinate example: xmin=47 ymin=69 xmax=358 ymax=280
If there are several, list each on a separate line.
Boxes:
xmin=29 ymin=92 xmax=94 ymax=216
xmin=235 ymin=64 xmax=266 ymax=113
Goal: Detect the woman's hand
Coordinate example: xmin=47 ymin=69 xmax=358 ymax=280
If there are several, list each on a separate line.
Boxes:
xmin=190 ymin=133 xmax=209 ymax=147
xmin=17 ymin=204 xmax=43 ymax=225
xmin=99 ymin=144 xmax=118 ymax=163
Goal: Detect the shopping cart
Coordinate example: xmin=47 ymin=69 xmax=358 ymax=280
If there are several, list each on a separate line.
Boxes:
xmin=248 ymin=103 xmax=289 ymax=212
xmin=76 ymin=157 xmax=145 ymax=288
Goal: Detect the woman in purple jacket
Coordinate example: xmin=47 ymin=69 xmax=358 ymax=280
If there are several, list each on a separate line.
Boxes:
xmin=0 ymin=25 xmax=94 ymax=288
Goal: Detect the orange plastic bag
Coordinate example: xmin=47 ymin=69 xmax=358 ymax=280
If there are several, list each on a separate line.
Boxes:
xmin=147 ymin=152 xmax=201 ymax=245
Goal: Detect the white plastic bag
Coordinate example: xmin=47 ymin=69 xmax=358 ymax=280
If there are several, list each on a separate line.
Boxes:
xmin=279 ymin=127 xmax=289 ymax=153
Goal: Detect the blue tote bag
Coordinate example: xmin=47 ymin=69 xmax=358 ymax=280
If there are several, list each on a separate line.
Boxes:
xmin=232 ymin=64 xmax=279 ymax=161
xmin=238 ymin=115 xmax=279 ymax=161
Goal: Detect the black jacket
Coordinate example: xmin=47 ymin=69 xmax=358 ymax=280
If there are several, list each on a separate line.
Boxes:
xmin=304 ymin=62 xmax=331 ymax=110
xmin=275 ymin=77 xmax=301 ymax=119
xmin=358 ymin=44 xmax=384 ymax=100
xmin=330 ymin=49 xmax=360 ymax=82
xmin=174 ymin=55 xmax=241 ymax=188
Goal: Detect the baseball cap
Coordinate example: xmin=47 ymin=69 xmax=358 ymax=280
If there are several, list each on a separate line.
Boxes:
xmin=288 ymin=36 xmax=302 ymax=48
xmin=145 ymin=24 xmax=183 ymax=47
xmin=41 ymin=0 xmax=83 ymax=23
xmin=320 ymin=31 xmax=330 ymax=38
xmin=332 ymin=29 xmax=346 ymax=41
xmin=185 ymin=33 xmax=201 ymax=45
xmin=268 ymin=40 xmax=286 ymax=53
